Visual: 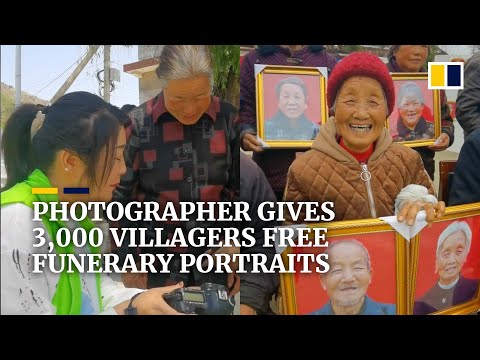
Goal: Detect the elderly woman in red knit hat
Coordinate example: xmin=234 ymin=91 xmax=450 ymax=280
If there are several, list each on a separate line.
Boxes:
xmin=283 ymin=52 xmax=445 ymax=225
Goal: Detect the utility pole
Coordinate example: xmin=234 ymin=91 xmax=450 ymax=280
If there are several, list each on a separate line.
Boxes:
xmin=15 ymin=45 xmax=21 ymax=108
xmin=104 ymin=45 xmax=111 ymax=103
xmin=50 ymin=45 xmax=100 ymax=104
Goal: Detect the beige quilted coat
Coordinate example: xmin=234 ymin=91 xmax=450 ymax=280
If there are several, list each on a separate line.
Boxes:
xmin=283 ymin=117 xmax=435 ymax=222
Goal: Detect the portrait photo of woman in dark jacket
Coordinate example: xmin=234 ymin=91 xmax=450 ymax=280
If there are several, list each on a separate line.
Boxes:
xmin=392 ymin=81 xmax=435 ymax=142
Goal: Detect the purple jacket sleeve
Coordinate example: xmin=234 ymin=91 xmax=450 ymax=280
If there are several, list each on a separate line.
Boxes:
xmin=238 ymin=54 xmax=258 ymax=137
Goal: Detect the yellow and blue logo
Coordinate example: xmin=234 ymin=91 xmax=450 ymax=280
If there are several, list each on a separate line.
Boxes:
xmin=428 ymin=62 xmax=464 ymax=90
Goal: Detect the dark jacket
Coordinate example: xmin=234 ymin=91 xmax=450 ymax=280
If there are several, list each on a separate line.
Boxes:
xmin=239 ymin=152 xmax=279 ymax=314
xmin=238 ymin=45 xmax=337 ymax=192
xmin=387 ymin=59 xmax=455 ymax=180
xmin=413 ymin=276 xmax=479 ymax=314
xmin=112 ymin=93 xmax=237 ymax=288
xmin=449 ymin=127 xmax=480 ymax=205
xmin=265 ymin=112 xmax=319 ymax=141
xmin=456 ymin=52 xmax=480 ymax=138
xmin=394 ymin=116 xmax=435 ymax=142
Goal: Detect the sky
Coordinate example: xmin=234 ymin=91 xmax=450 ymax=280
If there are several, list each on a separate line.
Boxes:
xmin=1 ymin=45 xmax=140 ymax=107
xmin=1 ymin=45 xmax=476 ymax=109
xmin=438 ymin=45 xmax=476 ymax=57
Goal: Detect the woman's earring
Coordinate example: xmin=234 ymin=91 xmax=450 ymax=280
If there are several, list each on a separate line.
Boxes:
xmin=65 ymin=168 xmax=69 ymax=172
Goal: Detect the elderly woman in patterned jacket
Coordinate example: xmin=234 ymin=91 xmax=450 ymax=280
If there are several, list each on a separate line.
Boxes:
xmin=112 ymin=45 xmax=239 ymax=294
xmin=283 ymin=52 xmax=445 ymax=225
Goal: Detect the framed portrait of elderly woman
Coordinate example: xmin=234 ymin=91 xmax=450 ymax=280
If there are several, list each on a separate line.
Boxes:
xmin=410 ymin=203 xmax=480 ymax=315
xmin=386 ymin=73 xmax=441 ymax=148
xmin=279 ymin=219 xmax=408 ymax=315
xmin=254 ymin=64 xmax=328 ymax=149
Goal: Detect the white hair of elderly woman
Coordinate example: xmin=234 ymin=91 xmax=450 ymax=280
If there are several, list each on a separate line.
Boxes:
xmin=436 ymin=221 xmax=472 ymax=258
xmin=394 ymin=184 xmax=438 ymax=214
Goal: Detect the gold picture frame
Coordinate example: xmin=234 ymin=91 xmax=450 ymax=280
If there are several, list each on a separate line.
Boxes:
xmin=410 ymin=203 xmax=480 ymax=315
xmin=386 ymin=73 xmax=441 ymax=148
xmin=279 ymin=218 xmax=408 ymax=315
xmin=255 ymin=64 xmax=328 ymax=149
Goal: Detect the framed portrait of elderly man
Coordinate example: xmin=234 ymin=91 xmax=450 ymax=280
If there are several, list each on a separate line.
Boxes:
xmin=279 ymin=219 xmax=408 ymax=315
xmin=254 ymin=64 xmax=328 ymax=148
xmin=386 ymin=73 xmax=441 ymax=148
xmin=410 ymin=203 xmax=480 ymax=315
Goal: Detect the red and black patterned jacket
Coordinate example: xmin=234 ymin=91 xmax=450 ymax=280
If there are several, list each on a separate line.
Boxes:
xmin=112 ymin=92 xmax=238 ymax=287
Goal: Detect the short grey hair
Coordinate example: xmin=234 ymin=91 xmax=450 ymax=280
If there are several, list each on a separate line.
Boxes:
xmin=155 ymin=45 xmax=213 ymax=90
xmin=396 ymin=82 xmax=424 ymax=107
xmin=387 ymin=45 xmax=431 ymax=62
xmin=436 ymin=221 xmax=472 ymax=259
xmin=275 ymin=76 xmax=307 ymax=99
xmin=321 ymin=239 xmax=371 ymax=277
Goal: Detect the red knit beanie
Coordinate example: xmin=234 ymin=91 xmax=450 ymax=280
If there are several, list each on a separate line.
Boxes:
xmin=327 ymin=52 xmax=395 ymax=116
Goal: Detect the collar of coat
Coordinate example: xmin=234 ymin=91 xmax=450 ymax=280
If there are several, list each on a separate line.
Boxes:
xmin=311 ymin=117 xmax=393 ymax=164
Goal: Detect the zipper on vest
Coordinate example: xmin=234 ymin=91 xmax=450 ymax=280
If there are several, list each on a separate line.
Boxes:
xmin=360 ymin=163 xmax=377 ymax=218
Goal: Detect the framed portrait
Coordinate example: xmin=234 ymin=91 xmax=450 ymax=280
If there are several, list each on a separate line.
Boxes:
xmin=280 ymin=219 xmax=407 ymax=315
xmin=410 ymin=203 xmax=480 ymax=315
xmin=386 ymin=73 xmax=441 ymax=148
xmin=255 ymin=64 xmax=328 ymax=149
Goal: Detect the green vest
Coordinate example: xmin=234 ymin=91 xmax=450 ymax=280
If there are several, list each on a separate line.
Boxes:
xmin=1 ymin=169 xmax=103 ymax=314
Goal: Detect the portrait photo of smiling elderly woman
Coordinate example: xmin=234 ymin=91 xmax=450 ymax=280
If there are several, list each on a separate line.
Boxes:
xmin=264 ymin=76 xmax=320 ymax=141
xmin=386 ymin=45 xmax=455 ymax=181
xmin=414 ymin=221 xmax=480 ymax=315
xmin=283 ymin=52 xmax=445 ymax=226
xmin=391 ymin=81 xmax=435 ymax=142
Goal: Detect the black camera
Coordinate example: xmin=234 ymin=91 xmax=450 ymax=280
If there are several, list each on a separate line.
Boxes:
xmin=163 ymin=283 xmax=235 ymax=315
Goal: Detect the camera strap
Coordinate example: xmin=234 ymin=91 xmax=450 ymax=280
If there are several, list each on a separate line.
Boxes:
xmin=124 ymin=292 xmax=142 ymax=315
